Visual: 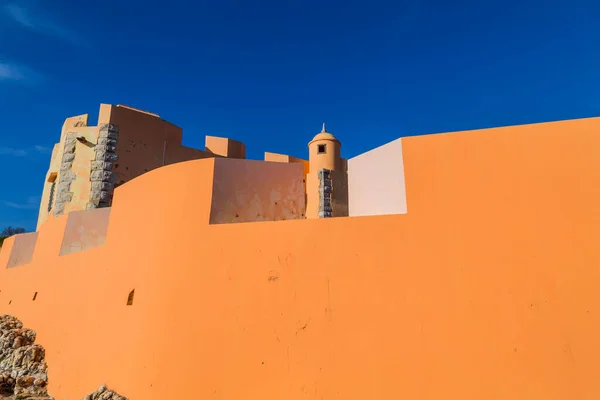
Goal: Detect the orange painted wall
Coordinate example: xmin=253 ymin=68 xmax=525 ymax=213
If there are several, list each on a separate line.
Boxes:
xmin=1 ymin=117 xmax=600 ymax=399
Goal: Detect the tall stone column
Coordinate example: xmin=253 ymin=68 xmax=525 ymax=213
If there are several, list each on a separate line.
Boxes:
xmin=88 ymin=124 xmax=119 ymax=209
xmin=53 ymin=133 xmax=77 ymax=217
xmin=318 ymin=168 xmax=333 ymax=218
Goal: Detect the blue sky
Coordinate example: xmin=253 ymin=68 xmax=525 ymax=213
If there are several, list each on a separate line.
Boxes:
xmin=0 ymin=0 xmax=599 ymax=231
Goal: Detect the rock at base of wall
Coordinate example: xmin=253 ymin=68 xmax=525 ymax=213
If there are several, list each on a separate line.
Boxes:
xmin=81 ymin=385 xmax=127 ymax=400
xmin=0 ymin=316 xmax=128 ymax=400
xmin=0 ymin=316 xmax=48 ymax=399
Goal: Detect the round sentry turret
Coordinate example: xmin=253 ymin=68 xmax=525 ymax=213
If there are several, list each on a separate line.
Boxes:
xmin=308 ymin=123 xmax=341 ymax=172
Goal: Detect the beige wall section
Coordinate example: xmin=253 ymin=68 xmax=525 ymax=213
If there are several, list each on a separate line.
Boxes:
xmin=6 ymin=232 xmax=38 ymax=268
xmin=209 ymin=158 xmax=305 ymax=224
xmin=59 ymin=208 xmax=111 ymax=256
xmin=63 ymin=126 xmax=101 ymax=215
xmin=347 ymin=137 xmax=408 ymax=217
xmin=59 ymin=114 xmax=89 ymax=143
xmin=38 ymin=114 xmax=92 ymax=229
xmin=206 ymin=136 xmax=246 ymax=159
xmin=37 ymin=144 xmax=61 ymax=230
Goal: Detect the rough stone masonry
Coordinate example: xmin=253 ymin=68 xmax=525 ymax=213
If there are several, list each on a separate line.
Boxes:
xmin=53 ymin=133 xmax=77 ymax=217
xmin=87 ymin=124 xmax=119 ymax=210
xmin=0 ymin=315 xmax=127 ymax=400
xmin=318 ymin=168 xmax=333 ymax=218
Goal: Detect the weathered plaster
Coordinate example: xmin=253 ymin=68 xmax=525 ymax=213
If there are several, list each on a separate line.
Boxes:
xmin=6 ymin=232 xmax=38 ymax=268
xmin=209 ymin=158 xmax=305 ymax=224
xmin=59 ymin=208 xmax=111 ymax=255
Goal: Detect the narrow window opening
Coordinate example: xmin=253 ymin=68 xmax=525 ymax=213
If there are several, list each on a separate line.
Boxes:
xmin=47 ymin=181 xmax=56 ymax=213
xmin=32 ymin=292 xmax=38 ymax=301
xmin=127 ymin=289 xmax=135 ymax=306
xmin=317 ymin=144 xmax=326 ymax=154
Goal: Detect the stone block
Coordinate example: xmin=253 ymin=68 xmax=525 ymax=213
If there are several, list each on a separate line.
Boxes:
xmin=62 ymin=152 xmax=75 ymax=162
xmin=56 ymin=192 xmax=73 ymax=203
xmin=63 ymin=142 xmax=76 ymax=153
xmin=98 ymin=129 xmax=118 ymax=140
xmin=97 ymin=137 xmax=117 ymax=146
xmin=91 ymin=181 xmax=112 ymax=192
xmin=99 ymin=190 xmax=111 ymax=201
xmin=64 ymin=134 xmax=77 ymax=145
xmin=96 ymin=152 xmax=118 ymax=162
xmin=57 ymin=181 xmax=71 ymax=193
xmin=91 ymin=161 xmax=113 ymax=171
xmin=94 ymin=145 xmax=117 ymax=154
xmin=90 ymin=171 xmax=103 ymax=181
xmin=58 ymin=173 xmax=75 ymax=185
xmin=98 ymin=123 xmax=118 ymax=132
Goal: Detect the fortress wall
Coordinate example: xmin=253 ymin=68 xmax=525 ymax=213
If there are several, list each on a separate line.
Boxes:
xmin=348 ymin=137 xmax=408 ymax=217
xmin=209 ymin=158 xmax=305 ymax=224
xmin=0 ymin=118 xmax=599 ymax=399
xmin=106 ymin=105 xmax=184 ymax=183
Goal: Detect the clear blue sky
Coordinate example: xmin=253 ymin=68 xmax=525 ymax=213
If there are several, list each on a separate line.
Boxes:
xmin=0 ymin=0 xmax=599 ymax=231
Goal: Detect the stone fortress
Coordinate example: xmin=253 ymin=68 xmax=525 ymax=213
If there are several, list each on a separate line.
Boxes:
xmin=0 ymin=104 xmax=599 ymax=400
xmin=38 ymin=104 xmax=356 ymax=230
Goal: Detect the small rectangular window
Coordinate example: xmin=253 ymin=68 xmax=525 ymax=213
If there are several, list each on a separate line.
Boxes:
xmin=317 ymin=144 xmax=326 ymax=154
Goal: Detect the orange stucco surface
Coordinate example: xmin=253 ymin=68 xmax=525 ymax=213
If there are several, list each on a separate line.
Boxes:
xmin=2 ymin=117 xmax=600 ymax=399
